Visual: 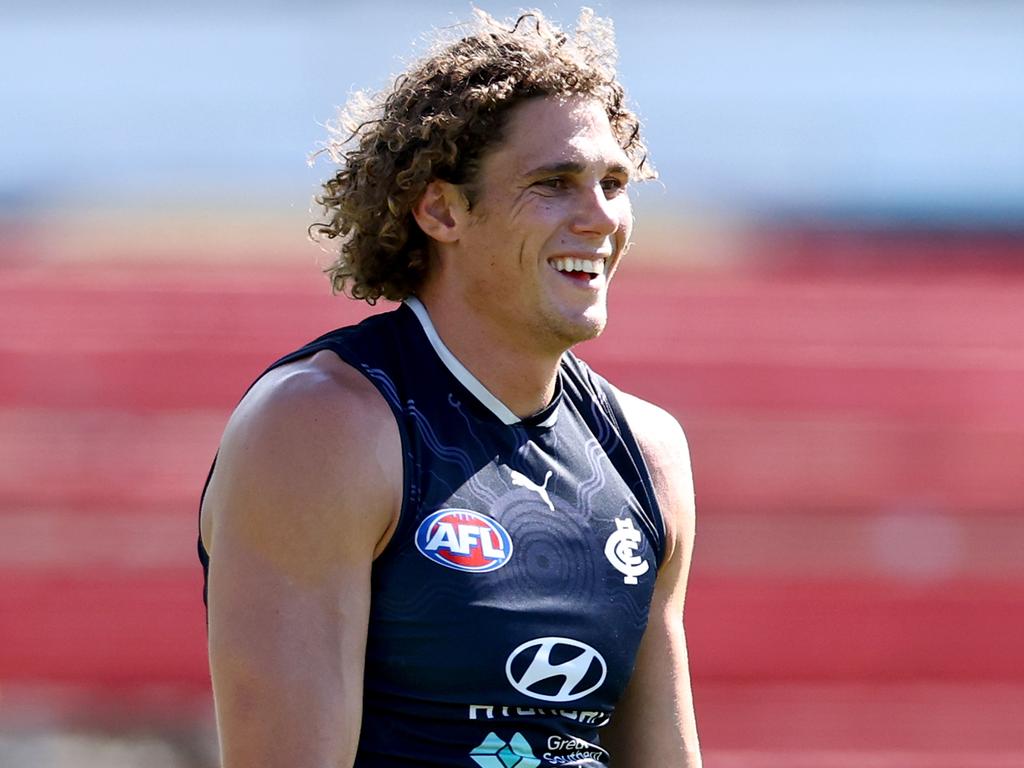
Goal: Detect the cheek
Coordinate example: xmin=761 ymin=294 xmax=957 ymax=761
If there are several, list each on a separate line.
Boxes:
xmin=520 ymin=202 xmax=565 ymax=236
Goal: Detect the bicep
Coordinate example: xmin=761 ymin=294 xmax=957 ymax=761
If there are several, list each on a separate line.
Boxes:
xmin=207 ymin=523 xmax=373 ymax=768
xmin=602 ymin=561 xmax=699 ymax=767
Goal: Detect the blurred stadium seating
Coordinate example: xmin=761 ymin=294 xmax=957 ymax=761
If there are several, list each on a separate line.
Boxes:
xmin=2 ymin=221 xmax=1022 ymax=766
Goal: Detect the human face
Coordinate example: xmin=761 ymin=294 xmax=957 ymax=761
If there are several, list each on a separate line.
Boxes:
xmin=451 ymin=95 xmax=634 ymax=354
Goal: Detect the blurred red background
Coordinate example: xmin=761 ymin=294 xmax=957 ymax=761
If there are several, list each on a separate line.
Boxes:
xmin=2 ymin=221 xmax=1021 ymax=766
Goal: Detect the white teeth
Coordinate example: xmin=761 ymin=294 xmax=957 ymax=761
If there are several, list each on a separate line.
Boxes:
xmin=551 ymin=257 xmax=605 ymax=276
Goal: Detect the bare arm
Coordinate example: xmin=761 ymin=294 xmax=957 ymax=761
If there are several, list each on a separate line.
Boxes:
xmin=601 ymin=392 xmax=702 ymax=768
xmin=201 ymin=352 xmax=401 ymax=768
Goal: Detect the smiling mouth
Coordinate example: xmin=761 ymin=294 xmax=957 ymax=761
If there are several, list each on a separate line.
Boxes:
xmin=549 ymin=256 xmax=606 ymax=281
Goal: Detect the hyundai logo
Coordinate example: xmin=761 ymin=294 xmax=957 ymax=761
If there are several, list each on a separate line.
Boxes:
xmin=505 ymin=637 xmax=607 ymax=702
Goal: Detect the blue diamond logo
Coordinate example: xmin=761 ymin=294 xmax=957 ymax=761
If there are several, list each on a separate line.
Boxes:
xmin=470 ymin=731 xmax=540 ymax=768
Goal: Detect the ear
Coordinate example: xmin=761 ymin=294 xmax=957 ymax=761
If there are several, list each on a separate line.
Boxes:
xmin=412 ymin=180 xmax=466 ymax=244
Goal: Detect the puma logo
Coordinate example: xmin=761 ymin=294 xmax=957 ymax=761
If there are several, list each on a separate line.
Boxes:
xmin=509 ymin=469 xmax=554 ymax=512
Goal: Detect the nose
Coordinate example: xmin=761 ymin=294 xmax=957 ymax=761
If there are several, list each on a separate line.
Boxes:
xmin=570 ymin=183 xmax=623 ymax=238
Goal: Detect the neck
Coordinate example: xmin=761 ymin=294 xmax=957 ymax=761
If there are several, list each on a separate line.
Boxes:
xmin=411 ymin=293 xmax=564 ymax=420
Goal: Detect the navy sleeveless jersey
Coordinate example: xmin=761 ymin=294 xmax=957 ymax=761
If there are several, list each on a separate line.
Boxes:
xmin=199 ymin=298 xmax=666 ymax=768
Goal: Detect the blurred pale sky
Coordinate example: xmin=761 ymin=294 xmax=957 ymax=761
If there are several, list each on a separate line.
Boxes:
xmin=2 ymin=0 xmax=1023 ymax=224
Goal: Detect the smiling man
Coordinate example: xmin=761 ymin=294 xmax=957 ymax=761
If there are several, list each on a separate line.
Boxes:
xmin=199 ymin=9 xmax=701 ymax=768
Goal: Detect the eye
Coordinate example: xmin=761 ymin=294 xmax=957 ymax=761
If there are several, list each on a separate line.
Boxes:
xmin=535 ymin=176 xmax=569 ymax=191
xmin=601 ymin=176 xmax=628 ymax=197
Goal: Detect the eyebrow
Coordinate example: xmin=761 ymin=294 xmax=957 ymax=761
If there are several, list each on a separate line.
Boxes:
xmin=523 ymin=159 xmax=632 ymax=179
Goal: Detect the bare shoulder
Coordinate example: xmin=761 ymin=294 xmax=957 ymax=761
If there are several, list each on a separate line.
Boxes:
xmin=201 ymin=349 xmax=402 ymax=571
xmin=613 ymin=389 xmax=695 ymax=563
xmin=614 ymin=390 xmax=690 ymax=474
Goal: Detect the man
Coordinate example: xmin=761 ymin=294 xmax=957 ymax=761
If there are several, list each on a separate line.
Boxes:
xmin=200 ymin=9 xmax=701 ymax=768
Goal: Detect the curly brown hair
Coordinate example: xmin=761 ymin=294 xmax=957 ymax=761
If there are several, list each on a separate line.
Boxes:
xmin=310 ymin=8 xmax=655 ymax=303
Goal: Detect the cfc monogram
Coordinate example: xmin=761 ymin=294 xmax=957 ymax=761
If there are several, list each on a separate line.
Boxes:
xmin=603 ymin=517 xmax=649 ymax=585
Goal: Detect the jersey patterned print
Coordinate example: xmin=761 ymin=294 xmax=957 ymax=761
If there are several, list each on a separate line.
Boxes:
xmin=200 ymin=299 xmax=666 ymax=768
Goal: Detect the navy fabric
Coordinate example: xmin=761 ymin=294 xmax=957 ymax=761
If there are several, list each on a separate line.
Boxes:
xmin=200 ymin=303 xmax=665 ymax=767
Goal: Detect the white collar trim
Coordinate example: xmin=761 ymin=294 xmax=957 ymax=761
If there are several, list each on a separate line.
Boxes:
xmin=405 ymin=297 xmax=558 ymax=428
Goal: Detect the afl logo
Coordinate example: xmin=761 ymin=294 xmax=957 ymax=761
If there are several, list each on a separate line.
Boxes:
xmin=505 ymin=637 xmax=607 ymax=702
xmin=415 ymin=509 xmax=513 ymax=573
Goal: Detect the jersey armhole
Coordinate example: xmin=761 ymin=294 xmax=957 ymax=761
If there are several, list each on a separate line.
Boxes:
xmin=198 ymin=334 xmax=416 ymax=612
xmin=286 ymin=339 xmax=415 ymax=565
xmin=577 ymin=362 xmax=667 ymax=569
